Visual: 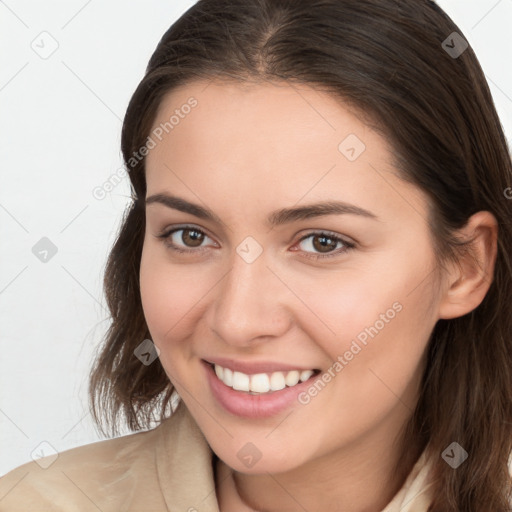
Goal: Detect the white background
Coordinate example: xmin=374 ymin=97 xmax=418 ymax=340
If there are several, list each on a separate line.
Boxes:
xmin=1 ymin=0 xmax=511 ymax=476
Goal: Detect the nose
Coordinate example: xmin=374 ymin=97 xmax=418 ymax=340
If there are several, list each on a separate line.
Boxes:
xmin=207 ymin=248 xmax=293 ymax=348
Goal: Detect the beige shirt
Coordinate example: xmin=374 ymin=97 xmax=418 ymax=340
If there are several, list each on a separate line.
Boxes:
xmin=0 ymin=402 xmax=435 ymax=511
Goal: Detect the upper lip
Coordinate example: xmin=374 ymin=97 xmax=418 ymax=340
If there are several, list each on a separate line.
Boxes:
xmin=203 ymin=357 xmax=319 ymax=375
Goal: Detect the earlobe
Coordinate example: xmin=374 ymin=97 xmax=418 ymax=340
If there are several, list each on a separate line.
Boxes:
xmin=438 ymin=211 xmax=498 ymax=320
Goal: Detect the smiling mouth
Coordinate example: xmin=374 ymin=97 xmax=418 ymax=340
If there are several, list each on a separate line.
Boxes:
xmin=205 ymin=361 xmax=321 ymax=395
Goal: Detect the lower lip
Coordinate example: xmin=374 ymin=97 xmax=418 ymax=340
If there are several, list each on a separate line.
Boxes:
xmin=202 ymin=360 xmax=318 ymax=418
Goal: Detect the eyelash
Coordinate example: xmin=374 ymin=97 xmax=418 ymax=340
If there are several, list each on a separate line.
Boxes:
xmin=155 ymin=225 xmax=356 ymax=260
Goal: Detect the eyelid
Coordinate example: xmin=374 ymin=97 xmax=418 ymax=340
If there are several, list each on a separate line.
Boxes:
xmin=292 ymin=230 xmax=356 ymax=259
xmin=155 ymin=224 xmax=219 ymax=249
xmin=296 ymin=229 xmax=354 ymax=245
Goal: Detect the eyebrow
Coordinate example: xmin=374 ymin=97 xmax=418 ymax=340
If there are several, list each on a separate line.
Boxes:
xmin=145 ymin=193 xmax=379 ymax=226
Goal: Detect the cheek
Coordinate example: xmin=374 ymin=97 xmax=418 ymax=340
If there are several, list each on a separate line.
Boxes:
xmin=139 ymin=244 xmax=217 ymax=367
xmin=330 ymin=246 xmax=436 ymax=336
xmin=288 ymin=268 xmax=405 ymax=356
xmin=293 ymin=249 xmax=438 ymax=374
xmin=139 ymin=246 xmax=195 ymax=345
xmin=314 ymin=271 xmax=435 ymax=413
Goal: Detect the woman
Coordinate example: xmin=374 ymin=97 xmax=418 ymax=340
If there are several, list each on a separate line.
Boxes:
xmin=1 ymin=0 xmax=511 ymax=510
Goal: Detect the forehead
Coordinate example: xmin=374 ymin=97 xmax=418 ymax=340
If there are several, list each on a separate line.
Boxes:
xmin=144 ymin=79 xmax=429 ymax=221
xmin=148 ymin=79 xmax=386 ymax=161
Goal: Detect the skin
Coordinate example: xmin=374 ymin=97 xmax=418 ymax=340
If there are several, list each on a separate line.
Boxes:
xmin=139 ymin=80 xmax=498 ymax=511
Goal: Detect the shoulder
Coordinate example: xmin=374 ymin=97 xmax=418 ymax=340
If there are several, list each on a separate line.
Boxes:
xmin=0 ymin=417 xmax=171 ymax=512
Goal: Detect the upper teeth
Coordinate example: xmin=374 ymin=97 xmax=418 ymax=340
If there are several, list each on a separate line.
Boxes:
xmin=214 ymin=363 xmax=315 ymax=393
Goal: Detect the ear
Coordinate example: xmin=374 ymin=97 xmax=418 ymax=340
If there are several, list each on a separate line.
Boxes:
xmin=438 ymin=211 xmax=498 ymax=320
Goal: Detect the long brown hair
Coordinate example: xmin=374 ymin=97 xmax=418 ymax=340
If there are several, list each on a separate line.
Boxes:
xmin=88 ymin=0 xmax=512 ymax=508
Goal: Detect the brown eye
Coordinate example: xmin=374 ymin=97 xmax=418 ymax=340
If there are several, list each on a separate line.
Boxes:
xmin=295 ymin=231 xmax=355 ymax=260
xmin=156 ymin=226 xmax=216 ymax=253
xmin=181 ymin=228 xmax=205 ymax=247
xmin=312 ymin=234 xmax=339 ymax=253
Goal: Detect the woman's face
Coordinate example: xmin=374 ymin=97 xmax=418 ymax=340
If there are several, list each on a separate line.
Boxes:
xmin=140 ymin=80 xmax=446 ymax=474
